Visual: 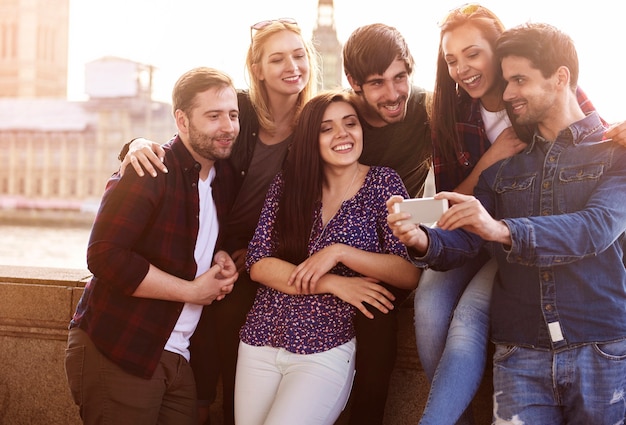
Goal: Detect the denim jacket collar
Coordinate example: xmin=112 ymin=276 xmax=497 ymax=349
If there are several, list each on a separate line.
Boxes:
xmin=529 ymin=111 xmax=606 ymax=151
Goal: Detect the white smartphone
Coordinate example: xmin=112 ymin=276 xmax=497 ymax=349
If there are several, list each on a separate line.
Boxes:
xmin=392 ymin=197 xmax=449 ymax=224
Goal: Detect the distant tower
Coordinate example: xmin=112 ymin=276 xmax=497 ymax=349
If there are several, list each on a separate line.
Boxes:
xmin=312 ymin=0 xmax=342 ymax=90
xmin=0 ymin=0 xmax=69 ymax=98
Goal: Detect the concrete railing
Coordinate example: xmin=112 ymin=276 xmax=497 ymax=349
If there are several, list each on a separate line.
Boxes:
xmin=0 ymin=265 xmax=492 ymax=425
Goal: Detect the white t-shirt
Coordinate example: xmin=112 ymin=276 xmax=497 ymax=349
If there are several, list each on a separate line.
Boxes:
xmin=165 ymin=166 xmax=219 ymax=361
xmin=480 ymin=103 xmax=512 ymax=143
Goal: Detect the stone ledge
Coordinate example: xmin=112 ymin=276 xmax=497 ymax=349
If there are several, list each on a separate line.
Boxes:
xmin=0 ymin=265 xmax=493 ymax=424
xmin=0 ymin=265 xmax=91 ymax=286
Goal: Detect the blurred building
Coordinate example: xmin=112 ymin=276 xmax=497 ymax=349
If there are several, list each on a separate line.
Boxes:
xmin=0 ymin=0 xmax=344 ymax=216
xmin=0 ymin=0 xmax=176 ymax=215
xmin=0 ymin=56 xmax=176 ymax=213
xmin=312 ymin=0 xmax=342 ymax=90
xmin=0 ymin=0 xmax=69 ymax=98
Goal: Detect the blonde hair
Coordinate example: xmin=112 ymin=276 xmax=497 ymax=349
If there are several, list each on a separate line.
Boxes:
xmin=245 ymin=21 xmax=320 ymax=133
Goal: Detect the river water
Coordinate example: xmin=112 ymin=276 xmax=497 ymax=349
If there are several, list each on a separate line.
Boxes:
xmin=0 ymin=223 xmax=91 ymax=270
xmin=0 ymin=168 xmax=437 ymax=271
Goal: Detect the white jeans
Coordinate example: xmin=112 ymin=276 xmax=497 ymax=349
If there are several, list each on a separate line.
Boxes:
xmin=234 ymin=339 xmax=356 ymax=425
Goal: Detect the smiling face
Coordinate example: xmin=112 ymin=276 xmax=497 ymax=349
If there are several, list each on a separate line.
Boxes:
xmin=178 ymin=85 xmax=240 ymax=164
xmin=319 ymin=101 xmax=363 ymax=168
xmin=442 ymin=23 xmax=502 ymax=110
xmin=501 ymin=55 xmax=557 ymax=127
xmin=349 ymin=58 xmax=411 ymax=126
xmin=253 ymin=30 xmax=310 ymax=98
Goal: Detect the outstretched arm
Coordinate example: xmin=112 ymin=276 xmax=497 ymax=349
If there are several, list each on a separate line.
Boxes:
xmin=386 ymin=192 xmax=509 ymax=251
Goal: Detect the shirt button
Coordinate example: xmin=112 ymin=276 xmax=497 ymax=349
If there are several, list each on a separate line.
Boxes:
xmin=192 ymin=182 xmax=197 ymax=188
xmin=545 ymin=304 xmax=553 ymax=312
xmin=543 ymin=181 xmax=550 ymax=189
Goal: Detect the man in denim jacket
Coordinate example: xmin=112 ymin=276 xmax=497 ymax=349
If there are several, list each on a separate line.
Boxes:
xmin=388 ymin=23 xmax=626 ymax=424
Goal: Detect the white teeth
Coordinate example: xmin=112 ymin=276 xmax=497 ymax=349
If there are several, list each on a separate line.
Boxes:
xmin=384 ymin=103 xmax=400 ymax=111
xmin=334 ymin=143 xmax=352 ymax=151
xmin=463 ymin=75 xmax=480 ymax=84
xmin=284 ymin=76 xmax=299 ymax=82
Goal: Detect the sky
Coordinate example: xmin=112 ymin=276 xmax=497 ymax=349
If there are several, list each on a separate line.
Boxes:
xmin=68 ymin=0 xmax=626 ymax=123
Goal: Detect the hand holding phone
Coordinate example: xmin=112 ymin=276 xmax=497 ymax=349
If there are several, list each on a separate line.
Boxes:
xmin=392 ymin=197 xmax=449 ymax=224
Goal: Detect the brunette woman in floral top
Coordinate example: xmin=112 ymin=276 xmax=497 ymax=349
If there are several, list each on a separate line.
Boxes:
xmin=234 ymin=91 xmax=420 ymax=425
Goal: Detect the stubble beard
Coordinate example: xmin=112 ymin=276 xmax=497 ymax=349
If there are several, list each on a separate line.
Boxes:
xmin=188 ymin=125 xmax=233 ymax=161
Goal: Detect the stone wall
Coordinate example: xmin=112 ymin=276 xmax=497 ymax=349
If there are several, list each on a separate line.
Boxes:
xmin=0 ymin=265 xmax=492 ymax=425
xmin=0 ymin=266 xmax=88 ymax=425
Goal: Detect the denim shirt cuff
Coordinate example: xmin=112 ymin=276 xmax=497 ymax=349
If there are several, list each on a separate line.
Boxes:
xmin=502 ymin=218 xmax=528 ymax=264
xmin=407 ymin=225 xmax=442 ymax=268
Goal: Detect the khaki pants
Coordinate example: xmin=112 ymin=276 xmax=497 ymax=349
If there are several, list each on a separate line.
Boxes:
xmin=64 ymin=327 xmax=197 ymax=425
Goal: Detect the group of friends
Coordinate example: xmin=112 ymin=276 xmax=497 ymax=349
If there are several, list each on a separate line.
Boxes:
xmin=63 ymin=3 xmax=626 ymax=425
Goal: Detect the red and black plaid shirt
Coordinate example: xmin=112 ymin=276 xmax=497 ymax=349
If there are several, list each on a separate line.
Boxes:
xmin=70 ymin=135 xmax=235 ymax=378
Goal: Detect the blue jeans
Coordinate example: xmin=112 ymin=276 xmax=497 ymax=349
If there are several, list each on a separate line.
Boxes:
xmin=414 ymin=253 xmax=493 ymax=425
xmin=493 ymin=341 xmax=626 ymax=424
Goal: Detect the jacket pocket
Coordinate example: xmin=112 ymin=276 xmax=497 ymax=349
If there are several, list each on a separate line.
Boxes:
xmin=494 ymin=174 xmax=535 ymax=218
xmin=557 ymin=163 xmax=604 ymax=212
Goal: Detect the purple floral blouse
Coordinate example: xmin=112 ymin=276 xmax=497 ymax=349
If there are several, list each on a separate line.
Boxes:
xmin=241 ymin=166 xmax=410 ymax=354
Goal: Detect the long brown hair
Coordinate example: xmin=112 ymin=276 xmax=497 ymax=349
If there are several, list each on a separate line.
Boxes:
xmin=431 ymin=4 xmax=507 ymax=165
xmin=276 ymin=90 xmax=358 ymax=264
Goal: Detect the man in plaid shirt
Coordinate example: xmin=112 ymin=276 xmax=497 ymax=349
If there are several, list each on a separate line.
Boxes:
xmin=64 ymin=67 xmax=239 ymax=425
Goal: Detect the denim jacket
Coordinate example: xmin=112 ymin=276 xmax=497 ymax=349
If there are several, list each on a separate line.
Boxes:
xmin=416 ymin=112 xmax=626 ymax=349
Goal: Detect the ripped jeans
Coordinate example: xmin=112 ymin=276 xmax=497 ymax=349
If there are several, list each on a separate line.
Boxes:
xmin=493 ymin=341 xmax=626 ymax=425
